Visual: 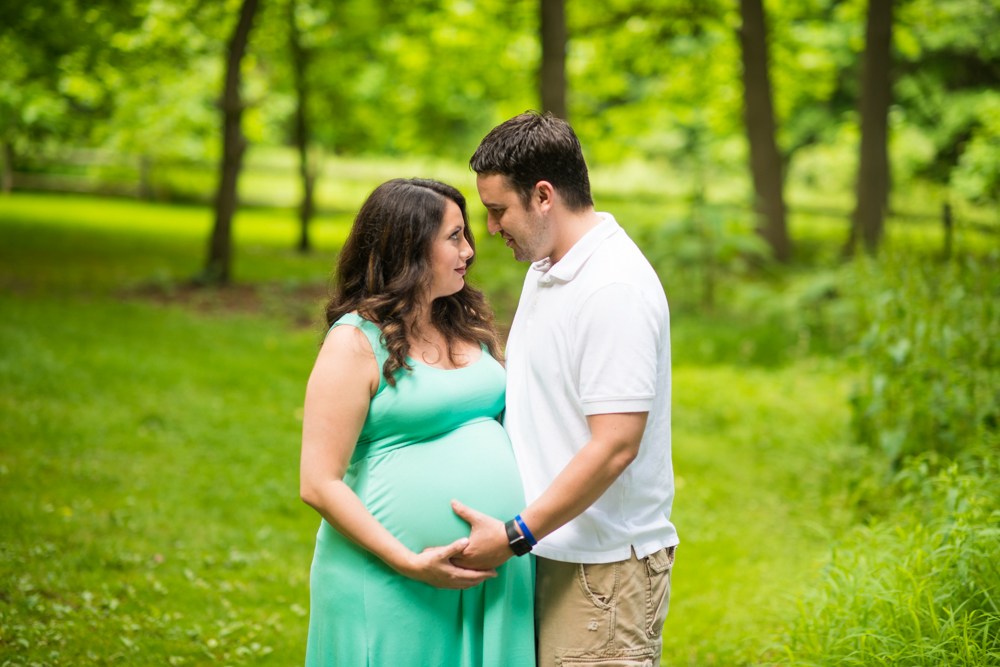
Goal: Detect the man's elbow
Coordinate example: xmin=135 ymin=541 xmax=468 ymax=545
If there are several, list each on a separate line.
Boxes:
xmin=609 ymin=442 xmax=640 ymax=476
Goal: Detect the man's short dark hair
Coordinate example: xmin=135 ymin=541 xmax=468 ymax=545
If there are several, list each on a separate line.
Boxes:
xmin=470 ymin=111 xmax=594 ymax=212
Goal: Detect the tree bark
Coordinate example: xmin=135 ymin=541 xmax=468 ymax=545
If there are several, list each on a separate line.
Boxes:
xmin=539 ymin=0 xmax=567 ymax=119
xmin=1 ymin=142 xmax=13 ymax=194
xmin=849 ymin=0 xmax=893 ymax=255
xmin=289 ymin=0 xmax=316 ymax=254
xmin=738 ymin=0 xmax=791 ymax=262
xmin=204 ymin=0 xmax=260 ymax=285
xmin=138 ymin=154 xmax=152 ymax=200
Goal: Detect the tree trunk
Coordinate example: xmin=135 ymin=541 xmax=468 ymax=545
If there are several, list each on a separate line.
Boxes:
xmin=539 ymin=0 xmax=567 ymax=119
xmin=738 ymin=0 xmax=791 ymax=262
xmin=138 ymin=154 xmax=152 ymax=200
xmin=1 ymin=142 xmax=13 ymax=194
xmin=289 ymin=0 xmax=315 ymax=254
xmin=203 ymin=0 xmax=260 ymax=285
xmin=849 ymin=0 xmax=893 ymax=255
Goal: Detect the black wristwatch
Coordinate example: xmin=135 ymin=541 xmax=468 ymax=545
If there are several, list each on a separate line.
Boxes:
xmin=505 ymin=519 xmax=532 ymax=556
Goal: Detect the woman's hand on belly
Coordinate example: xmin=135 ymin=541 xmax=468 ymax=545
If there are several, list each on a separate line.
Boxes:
xmin=398 ymin=537 xmax=498 ymax=590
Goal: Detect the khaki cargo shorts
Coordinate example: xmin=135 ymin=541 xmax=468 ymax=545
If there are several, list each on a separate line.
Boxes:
xmin=535 ymin=546 xmax=676 ymax=667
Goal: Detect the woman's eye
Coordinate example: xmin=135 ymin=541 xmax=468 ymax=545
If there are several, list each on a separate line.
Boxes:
xmin=450 ymin=232 xmax=460 ymax=240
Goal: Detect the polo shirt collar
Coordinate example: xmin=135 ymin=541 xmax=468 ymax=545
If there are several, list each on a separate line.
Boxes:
xmin=531 ymin=212 xmax=619 ymax=283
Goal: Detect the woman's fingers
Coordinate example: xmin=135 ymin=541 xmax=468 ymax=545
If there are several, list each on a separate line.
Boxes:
xmin=415 ymin=540 xmax=498 ymax=589
xmin=441 ymin=537 xmax=470 ymax=559
xmin=444 ymin=564 xmax=497 ymax=589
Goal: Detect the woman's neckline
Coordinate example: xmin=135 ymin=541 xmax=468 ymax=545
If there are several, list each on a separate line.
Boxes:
xmin=346 ymin=311 xmax=487 ymax=372
xmin=405 ymin=344 xmax=485 ymax=372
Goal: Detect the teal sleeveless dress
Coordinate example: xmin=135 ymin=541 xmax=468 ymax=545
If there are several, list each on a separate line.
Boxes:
xmin=305 ymin=314 xmax=535 ymax=667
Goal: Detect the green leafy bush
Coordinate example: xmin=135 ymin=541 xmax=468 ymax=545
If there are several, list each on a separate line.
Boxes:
xmin=775 ymin=458 xmax=1000 ymax=666
xmin=847 ymin=250 xmax=1000 ymax=467
xmin=775 ymin=249 xmax=1000 ymax=666
xmin=639 ymin=206 xmax=771 ymax=312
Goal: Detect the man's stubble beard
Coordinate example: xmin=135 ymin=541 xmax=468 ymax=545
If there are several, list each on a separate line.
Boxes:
xmin=513 ymin=210 xmax=550 ymax=263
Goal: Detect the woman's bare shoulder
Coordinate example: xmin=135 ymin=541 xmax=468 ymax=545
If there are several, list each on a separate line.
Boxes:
xmin=322 ymin=322 xmax=376 ymax=361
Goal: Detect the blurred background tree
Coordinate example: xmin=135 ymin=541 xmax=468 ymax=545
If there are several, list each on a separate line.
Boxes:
xmin=5 ymin=0 xmax=998 ymax=239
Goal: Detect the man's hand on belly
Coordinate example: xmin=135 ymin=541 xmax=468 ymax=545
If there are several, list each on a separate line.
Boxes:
xmin=448 ymin=500 xmax=513 ymax=570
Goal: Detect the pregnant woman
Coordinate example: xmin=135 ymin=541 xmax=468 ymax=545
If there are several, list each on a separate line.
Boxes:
xmin=300 ymin=178 xmax=534 ymax=666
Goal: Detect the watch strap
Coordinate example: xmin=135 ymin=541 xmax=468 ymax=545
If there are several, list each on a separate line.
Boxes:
xmin=514 ymin=514 xmax=537 ymax=546
xmin=505 ymin=519 xmax=532 ymax=556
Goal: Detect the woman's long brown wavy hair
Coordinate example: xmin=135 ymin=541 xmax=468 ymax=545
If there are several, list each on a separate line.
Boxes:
xmin=325 ymin=178 xmax=502 ymax=385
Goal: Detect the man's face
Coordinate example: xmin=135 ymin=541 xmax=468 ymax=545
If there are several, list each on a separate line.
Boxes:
xmin=476 ymin=173 xmax=550 ymax=263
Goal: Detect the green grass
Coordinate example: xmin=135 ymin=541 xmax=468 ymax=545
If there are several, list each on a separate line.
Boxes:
xmin=0 ymin=193 xmax=354 ymax=292
xmin=665 ymin=362 xmax=855 ymax=665
xmin=0 ymin=295 xmax=320 ymax=664
xmin=1 ymin=192 xmax=862 ymax=666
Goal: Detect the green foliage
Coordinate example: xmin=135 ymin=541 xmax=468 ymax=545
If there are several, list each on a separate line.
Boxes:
xmin=639 ymin=205 xmax=771 ymax=311
xmin=775 ymin=457 xmax=1000 ymax=666
xmin=0 ymin=0 xmax=142 ymax=149
xmin=771 ymin=245 xmax=1000 ymax=667
xmin=847 ymin=249 xmax=1000 ymax=467
xmin=4 ymin=0 xmax=999 ymax=217
xmin=894 ymin=0 xmax=1000 ymax=203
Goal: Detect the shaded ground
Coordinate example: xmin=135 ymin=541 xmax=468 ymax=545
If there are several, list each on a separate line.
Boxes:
xmin=121 ymin=281 xmax=332 ymax=329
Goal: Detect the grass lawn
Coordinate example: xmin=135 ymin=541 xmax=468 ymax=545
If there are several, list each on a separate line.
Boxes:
xmin=1 ymin=193 xmax=856 ymax=666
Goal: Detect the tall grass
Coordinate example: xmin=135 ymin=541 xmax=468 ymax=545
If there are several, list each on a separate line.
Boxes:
xmin=776 ymin=246 xmax=1000 ymax=666
xmin=775 ymin=460 xmax=1000 ymax=666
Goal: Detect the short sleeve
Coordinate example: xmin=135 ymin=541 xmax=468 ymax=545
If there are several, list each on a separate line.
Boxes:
xmin=574 ymin=283 xmax=662 ymax=416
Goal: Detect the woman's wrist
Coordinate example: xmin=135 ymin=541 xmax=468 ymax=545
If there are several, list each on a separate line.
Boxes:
xmin=385 ymin=547 xmax=418 ymax=578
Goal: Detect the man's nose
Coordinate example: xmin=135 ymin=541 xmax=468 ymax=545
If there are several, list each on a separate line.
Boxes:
xmin=486 ymin=217 xmax=500 ymax=235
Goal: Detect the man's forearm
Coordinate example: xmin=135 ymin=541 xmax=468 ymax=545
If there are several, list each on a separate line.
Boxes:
xmin=518 ymin=412 xmax=647 ymax=542
xmin=448 ymin=412 xmax=647 ymax=571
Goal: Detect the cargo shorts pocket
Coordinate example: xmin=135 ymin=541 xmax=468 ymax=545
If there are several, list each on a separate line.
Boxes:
xmin=644 ymin=546 xmax=674 ymax=638
xmin=577 ymin=561 xmax=618 ymax=612
xmin=555 ymin=647 xmax=657 ymax=667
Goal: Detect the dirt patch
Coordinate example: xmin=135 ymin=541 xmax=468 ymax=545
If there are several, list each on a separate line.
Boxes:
xmin=121 ymin=280 xmax=514 ymax=343
xmin=122 ymin=280 xmax=331 ymax=329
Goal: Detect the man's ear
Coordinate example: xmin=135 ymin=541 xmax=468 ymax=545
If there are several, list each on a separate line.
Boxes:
xmin=535 ymin=181 xmax=555 ymax=215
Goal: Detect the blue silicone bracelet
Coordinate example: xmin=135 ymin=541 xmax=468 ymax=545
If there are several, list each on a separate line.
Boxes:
xmin=514 ymin=515 xmax=537 ymax=546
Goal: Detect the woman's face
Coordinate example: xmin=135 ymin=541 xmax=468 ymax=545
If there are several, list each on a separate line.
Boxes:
xmin=427 ymin=199 xmax=474 ymax=302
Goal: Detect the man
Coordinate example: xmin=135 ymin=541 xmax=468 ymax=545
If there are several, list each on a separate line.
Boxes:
xmin=451 ymin=111 xmax=678 ymax=667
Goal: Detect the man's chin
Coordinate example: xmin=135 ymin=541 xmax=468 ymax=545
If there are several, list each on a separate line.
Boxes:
xmin=511 ymin=245 xmax=538 ymax=263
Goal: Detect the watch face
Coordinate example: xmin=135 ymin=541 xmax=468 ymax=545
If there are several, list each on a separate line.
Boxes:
xmin=510 ymin=536 xmax=531 ymax=556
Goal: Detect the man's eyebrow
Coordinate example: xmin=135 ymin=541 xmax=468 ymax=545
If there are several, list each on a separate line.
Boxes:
xmin=481 ymin=201 xmax=505 ymax=209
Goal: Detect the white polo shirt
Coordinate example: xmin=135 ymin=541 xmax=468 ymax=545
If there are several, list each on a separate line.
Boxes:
xmin=504 ymin=212 xmax=677 ymax=563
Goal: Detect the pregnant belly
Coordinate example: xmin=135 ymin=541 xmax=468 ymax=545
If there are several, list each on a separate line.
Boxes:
xmin=355 ymin=419 xmax=526 ymax=552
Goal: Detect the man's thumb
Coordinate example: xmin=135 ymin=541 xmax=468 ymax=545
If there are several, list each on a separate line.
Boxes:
xmin=452 ymin=499 xmax=477 ymax=523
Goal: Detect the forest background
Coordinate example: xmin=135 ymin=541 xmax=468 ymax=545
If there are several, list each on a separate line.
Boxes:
xmin=1 ymin=0 xmax=999 ymax=665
